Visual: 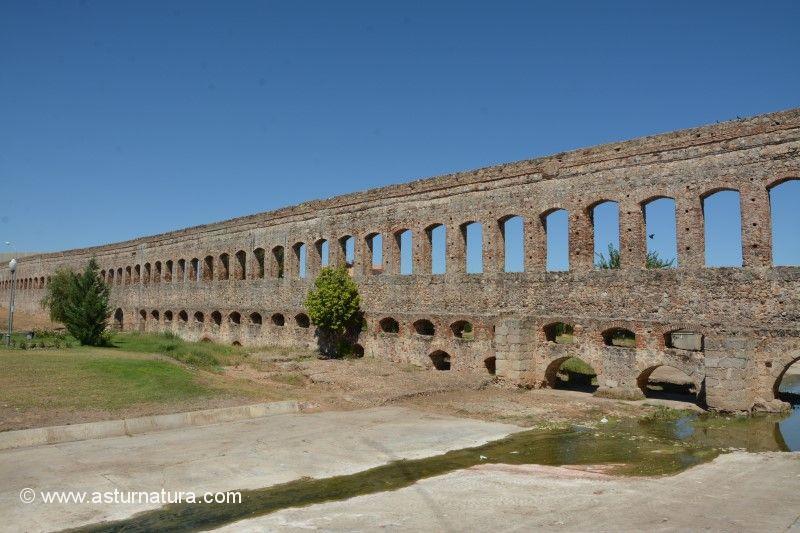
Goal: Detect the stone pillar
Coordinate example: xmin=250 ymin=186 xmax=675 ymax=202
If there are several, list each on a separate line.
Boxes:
xmin=741 ymin=184 xmax=772 ymax=268
xmin=331 ymin=237 xmax=345 ymax=267
xmin=620 ymin=200 xmax=647 ymax=269
xmin=569 ymin=208 xmax=594 ymax=271
xmin=412 ymin=226 xmax=426 ymax=275
xmin=676 ymin=195 xmax=705 ymax=268
xmin=484 ymin=218 xmax=504 ymax=273
xmin=703 ymin=335 xmax=758 ymax=412
xmin=525 ymin=215 xmax=546 ymax=272
xmin=494 ymin=314 xmax=532 ymax=383
xmin=386 ymin=231 xmax=400 ymax=275
xmin=447 ymin=222 xmax=466 ymax=274
xmin=351 ymin=233 xmax=364 ymax=278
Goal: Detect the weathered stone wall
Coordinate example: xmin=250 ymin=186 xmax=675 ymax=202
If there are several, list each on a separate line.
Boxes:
xmin=2 ymin=108 xmax=799 ymax=411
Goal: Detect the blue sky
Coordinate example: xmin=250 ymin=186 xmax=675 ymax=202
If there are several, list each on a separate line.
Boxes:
xmin=1 ymin=1 xmax=798 ymax=270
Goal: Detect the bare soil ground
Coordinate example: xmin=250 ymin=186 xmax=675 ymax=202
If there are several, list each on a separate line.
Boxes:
xmin=225 ymin=353 xmax=653 ymax=428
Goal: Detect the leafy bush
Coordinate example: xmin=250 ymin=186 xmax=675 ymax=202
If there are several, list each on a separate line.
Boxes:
xmin=304 ymin=266 xmax=361 ymax=356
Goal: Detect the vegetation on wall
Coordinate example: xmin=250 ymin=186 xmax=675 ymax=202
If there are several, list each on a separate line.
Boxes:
xmin=595 ymin=244 xmax=674 ymax=269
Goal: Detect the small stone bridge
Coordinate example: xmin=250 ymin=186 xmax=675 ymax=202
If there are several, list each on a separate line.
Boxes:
xmin=3 ymin=109 xmax=800 ymax=412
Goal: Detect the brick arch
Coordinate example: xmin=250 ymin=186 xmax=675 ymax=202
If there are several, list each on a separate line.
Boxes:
xmin=772 ymin=351 xmax=800 ymax=398
xmin=765 ymin=173 xmax=800 ymax=191
xmin=543 ymin=353 xmax=602 ymax=389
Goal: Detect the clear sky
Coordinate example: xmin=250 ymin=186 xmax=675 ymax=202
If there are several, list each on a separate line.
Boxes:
xmin=1 ymin=1 xmax=798 ymax=270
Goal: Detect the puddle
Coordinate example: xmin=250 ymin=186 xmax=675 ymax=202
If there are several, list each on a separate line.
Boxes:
xmin=68 ymin=407 xmax=799 ymax=533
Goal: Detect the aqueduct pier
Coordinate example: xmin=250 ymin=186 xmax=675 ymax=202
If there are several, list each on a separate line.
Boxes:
xmin=3 ymin=109 xmax=800 ymax=412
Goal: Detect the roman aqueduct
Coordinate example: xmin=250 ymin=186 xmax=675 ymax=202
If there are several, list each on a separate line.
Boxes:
xmin=2 ymin=108 xmax=799 ymax=412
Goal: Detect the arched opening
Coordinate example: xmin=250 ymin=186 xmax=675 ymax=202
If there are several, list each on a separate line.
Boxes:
xmin=163 ymin=310 xmax=173 ymax=323
xmin=232 ymin=341 xmax=242 ymax=347
xmin=379 ymin=317 xmax=399 ymax=334
xmin=125 ymin=266 xmax=132 ymax=285
xmin=543 ymin=322 xmax=574 ymax=344
xmin=545 ymin=357 xmax=598 ymax=392
xmin=175 ymin=260 xmax=184 ymax=283
xmin=394 ymin=229 xmax=413 ymax=275
xmin=484 ymin=356 xmax=496 ymax=375
xmin=703 ymin=189 xmax=743 ymax=267
xmin=271 ymin=313 xmax=285 ymax=327
xmin=114 ymin=269 xmax=120 ymax=285
xmin=451 ymin=320 xmax=474 ymax=340
xmin=143 ymin=263 xmax=151 ymax=284
xmin=271 ymin=246 xmax=285 ymax=278
xmin=366 ymin=233 xmax=383 ymax=274
xmin=194 ymin=311 xmax=205 ymax=324
xmin=163 ymin=260 xmax=173 ymax=282
xmin=638 ymin=365 xmax=698 ymax=403
xmin=429 ymin=350 xmax=451 ymax=371
xmin=413 ymin=319 xmax=435 ymax=336
xmin=113 ymin=308 xmax=124 ymax=330
xmin=249 ymin=312 xmax=262 ymax=325
xmin=252 ymin=248 xmax=265 ymax=279
xmin=643 ymin=197 xmax=678 ymax=268
xmin=203 ymin=256 xmax=215 ymax=281
xmin=178 ymin=310 xmax=188 ymax=323
xmin=154 ymin=261 xmax=162 ymax=283
xmin=211 ymin=311 xmax=222 ymax=326
xmin=769 ymin=179 xmax=800 ymax=266
xmin=293 ymin=242 xmax=307 ymax=278
xmin=461 ymin=221 xmax=483 ymax=273
xmin=500 ymin=215 xmax=524 ymax=273
xmin=591 ymin=201 xmax=620 ymax=269
xmin=603 ymin=327 xmax=636 ymax=348
xmin=315 ymin=239 xmax=329 ymax=269
xmin=218 ymin=253 xmax=230 ymax=280
xmin=295 ymin=313 xmax=310 ymax=328
xmin=189 ymin=258 xmax=199 ymax=282
xmin=353 ymin=344 xmax=365 ymax=358
xmin=339 ymin=236 xmax=355 ymax=269
xmin=426 ymin=223 xmax=446 ymax=274
xmin=151 ymin=310 xmax=159 ymax=322
xmin=775 ymin=358 xmax=800 ymax=404
xmin=542 ymin=209 xmax=569 ymax=272
xmin=229 ymin=312 xmax=241 ymax=325
xmin=234 ymin=250 xmax=246 ymax=280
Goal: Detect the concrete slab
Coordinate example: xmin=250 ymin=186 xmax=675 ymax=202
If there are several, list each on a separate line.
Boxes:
xmin=220 ymin=451 xmax=800 ymax=532
xmin=0 ymin=406 xmax=521 ymax=532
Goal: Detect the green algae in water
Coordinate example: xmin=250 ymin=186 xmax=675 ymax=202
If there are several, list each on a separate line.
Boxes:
xmin=66 ymin=413 xmax=795 ymax=533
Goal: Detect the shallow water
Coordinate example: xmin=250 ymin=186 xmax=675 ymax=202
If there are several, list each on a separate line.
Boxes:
xmin=778 ymin=373 xmax=800 ymax=450
xmin=68 ymin=407 xmax=799 ymax=533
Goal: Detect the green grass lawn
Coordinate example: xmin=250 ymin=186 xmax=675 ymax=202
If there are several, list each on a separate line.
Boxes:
xmin=0 ymin=333 xmax=300 ymax=430
xmin=0 ymin=350 xmax=213 ymax=411
xmin=111 ymin=332 xmax=252 ymax=369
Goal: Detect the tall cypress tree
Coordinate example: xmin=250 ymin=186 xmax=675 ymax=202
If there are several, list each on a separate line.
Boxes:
xmin=44 ymin=258 xmax=111 ymax=346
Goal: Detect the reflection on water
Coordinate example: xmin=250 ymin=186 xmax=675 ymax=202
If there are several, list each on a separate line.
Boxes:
xmin=777 ymin=372 xmax=800 ymax=451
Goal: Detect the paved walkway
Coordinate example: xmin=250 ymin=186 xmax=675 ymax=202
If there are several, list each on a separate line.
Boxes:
xmin=0 ymin=407 xmax=520 ymax=532
xmin=221 ymin=452 xmax=800 ymax=532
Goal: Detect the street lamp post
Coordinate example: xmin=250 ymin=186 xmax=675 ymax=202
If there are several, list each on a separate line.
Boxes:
xmin=6 ymin=258 xmax=17 ymax=347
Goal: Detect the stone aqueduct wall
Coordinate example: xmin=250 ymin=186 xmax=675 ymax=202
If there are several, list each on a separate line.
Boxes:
xmin=2 ymin=109 xmax=800 ymax=411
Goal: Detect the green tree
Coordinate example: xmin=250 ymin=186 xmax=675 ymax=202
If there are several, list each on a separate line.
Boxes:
xmin=304 ymin=266 xmax=361 ymax=356
xmin=595 ymin=244 xmax=674 ymax=269
xmin=42 ymin=258 xmax=111 ymax=346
